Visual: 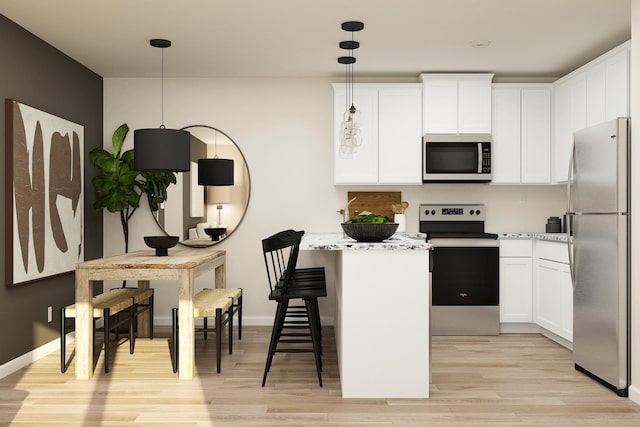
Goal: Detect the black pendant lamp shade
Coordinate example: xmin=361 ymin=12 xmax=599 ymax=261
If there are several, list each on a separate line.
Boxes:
xmin=198 ymin=158 xmax=234 ymax=186
xmin=134 ymin=38 xmax=191 ymax=172
xmin=134 ymin=128 xmax=191 ymax=172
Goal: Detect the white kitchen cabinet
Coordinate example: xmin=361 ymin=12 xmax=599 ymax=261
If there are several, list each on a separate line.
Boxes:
xmin=585 ymin=48 xmax=629 ymax=127
xmin=420 ymin=73 xmax=493 ymax=134
xmin=552 ymin=73 xmax=586 ymax=183
xmin=552 ymin=41 xmax=629 ymax=183
xmin=534 ymin=241 xmax=573 ymax=342
xmin=333 ymin=84 xmax=422 ymax=185
xmin=499 ymin=240 xmax=533 ymax=323
xmin=492 ymin=85 xmax=551 ymax=184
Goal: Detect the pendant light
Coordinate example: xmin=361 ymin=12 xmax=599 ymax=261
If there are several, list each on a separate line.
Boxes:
xmin=338 ymin=21 xmax=364 ymax=157
xmin=197 ymin=129 xmax=234 ymax=186
xmin=134 ymin=39 xmax=190 ymax=172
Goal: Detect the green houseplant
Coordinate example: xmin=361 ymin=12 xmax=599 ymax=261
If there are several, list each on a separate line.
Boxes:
xmin=90 ymin=123 xmax=177 ymax=252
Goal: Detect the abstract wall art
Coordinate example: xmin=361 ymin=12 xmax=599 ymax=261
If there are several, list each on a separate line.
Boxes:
xmin=5 ymin=99 xmax=84 ymax=286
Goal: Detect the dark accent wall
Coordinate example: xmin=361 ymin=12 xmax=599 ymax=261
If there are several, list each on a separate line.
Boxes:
xmin=0 ymin=15 xmax=103 ymax=365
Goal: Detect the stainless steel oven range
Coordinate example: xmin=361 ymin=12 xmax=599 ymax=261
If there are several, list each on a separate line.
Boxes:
xmin=420 ymin=204 xmax=499 ymax=335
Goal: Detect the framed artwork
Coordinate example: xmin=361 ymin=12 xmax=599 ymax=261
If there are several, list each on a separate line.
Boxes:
xmin=5 ymin=99 xmax=84 ymax=286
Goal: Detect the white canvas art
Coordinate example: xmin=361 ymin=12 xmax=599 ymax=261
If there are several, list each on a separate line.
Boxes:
xmin=6 ymin=99 xmax=84 ymax=285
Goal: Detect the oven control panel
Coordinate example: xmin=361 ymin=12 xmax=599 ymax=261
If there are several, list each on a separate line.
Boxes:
xmin=419 ymin=204 xmax=486 ymax=221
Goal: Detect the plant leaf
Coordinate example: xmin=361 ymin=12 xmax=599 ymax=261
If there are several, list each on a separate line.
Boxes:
xmin=112 ymin=123 xmax=129 ymax=158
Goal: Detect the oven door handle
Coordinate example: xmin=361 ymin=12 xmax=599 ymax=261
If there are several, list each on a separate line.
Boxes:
xmin=429 ymin=238 xmax=499 ymax=248
xmin=477 ymin=143 xmax=483 ymax=173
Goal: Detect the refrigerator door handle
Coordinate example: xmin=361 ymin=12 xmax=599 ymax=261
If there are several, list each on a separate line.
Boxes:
xmin=566 ymin=213 xmax=575 ymax=288
xmin=567 ymin=141 xmax=576 ymax=214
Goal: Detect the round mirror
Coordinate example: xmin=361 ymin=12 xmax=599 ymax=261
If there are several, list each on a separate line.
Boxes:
xmin=152 ymin=125 xmax=251 ymax=247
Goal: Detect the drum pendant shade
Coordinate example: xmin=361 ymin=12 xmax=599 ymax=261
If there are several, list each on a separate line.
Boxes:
xmin=134 ymin=128 xmax=191 ymax=172
xmin=198 ymin=158 xmax=234 ymax=186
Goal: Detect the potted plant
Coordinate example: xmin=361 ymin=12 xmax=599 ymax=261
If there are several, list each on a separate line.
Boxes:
xmin=90 ymin=123 xmax=177 ymax=252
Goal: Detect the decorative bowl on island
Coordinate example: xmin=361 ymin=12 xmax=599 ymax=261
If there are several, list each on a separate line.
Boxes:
xmin=204 ymin=227 xmax=227 ymax=241
xmin=341 ymin=222 xmax=399 ymax=243
xmin=143 ymin=235 xmax=179 ymax=256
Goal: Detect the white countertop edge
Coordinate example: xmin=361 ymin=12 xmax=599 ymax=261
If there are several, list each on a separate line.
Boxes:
xmin=301 ymin=232 xmax=431 ymax=251
xmin=498 ymin=232 xmax=569 ymax=242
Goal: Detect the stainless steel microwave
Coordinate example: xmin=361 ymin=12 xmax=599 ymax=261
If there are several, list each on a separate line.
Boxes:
xmin=423 ymin=134 xmax=492 ymax=183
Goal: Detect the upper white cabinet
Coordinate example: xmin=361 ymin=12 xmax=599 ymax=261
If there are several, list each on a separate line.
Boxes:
xmin=492 ymin=84 xmax=551 ymax=184
xmin=552 ymin=41 xmax=629 ymax=183
xmin=420 ymin=73 xmax=493 ymax=134
xmin=333 ymin=83 xmax=422 ymax=185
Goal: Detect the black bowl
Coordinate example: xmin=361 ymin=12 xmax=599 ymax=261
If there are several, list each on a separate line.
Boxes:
xmin=144 ymin=235 xmax=179 ymax=256
xmin=204 ymin=227 xmax=227 ymax=241
xmin=341 ymin=223 xmax=399 ymax=243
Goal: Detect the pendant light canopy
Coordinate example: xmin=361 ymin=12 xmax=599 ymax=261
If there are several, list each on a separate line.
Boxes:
xmin=134 ymin=39 xmax=190 ymax=172
xmin=337 ymin=21 xmax=364 ymax=157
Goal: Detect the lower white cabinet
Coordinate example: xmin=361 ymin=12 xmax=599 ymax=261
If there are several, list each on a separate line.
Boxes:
xmin=499 ymin=240 xmax=533 ymax=323
xmin=534 ymin=245 xmax=573 ymax=342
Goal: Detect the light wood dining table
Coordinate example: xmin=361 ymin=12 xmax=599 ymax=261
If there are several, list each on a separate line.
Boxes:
xmin=74 ymin=248 xmax=226 ymax=380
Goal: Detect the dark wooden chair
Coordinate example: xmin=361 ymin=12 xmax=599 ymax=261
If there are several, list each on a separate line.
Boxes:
xmin=261 ymin=229 xmax=327 ymax=387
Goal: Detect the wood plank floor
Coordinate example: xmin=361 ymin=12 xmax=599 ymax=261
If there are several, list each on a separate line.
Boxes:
xmin=1 ymin=327 xmax=639 ymax=426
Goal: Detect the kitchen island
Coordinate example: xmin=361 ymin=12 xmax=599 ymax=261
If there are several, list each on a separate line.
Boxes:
xmin=301 ymin=233 xmax=432 ymax=398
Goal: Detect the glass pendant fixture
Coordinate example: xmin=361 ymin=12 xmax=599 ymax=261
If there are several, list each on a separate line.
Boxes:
xmin=338 ymin=21 xmax=364 ymax=158
xmin=134 ymin=39 xmax=191 ymax=172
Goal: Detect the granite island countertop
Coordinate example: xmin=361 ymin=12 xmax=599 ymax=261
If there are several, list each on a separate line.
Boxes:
xmin=498 ymin=232 xmax=569 ymax=242
xmin=300 ymin=232 xmax=431 ymax=251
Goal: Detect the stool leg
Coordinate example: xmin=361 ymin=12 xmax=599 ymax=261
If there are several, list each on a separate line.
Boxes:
xmin=228 ymin=298 xmax=233 ymax=355
xmin=171 ymin=308 xmax=178 ymax=373
xmin=129 ymin=300 xmax=135 ymax=355
xmin=216 ymin=308 xmax=222 ymax=373
xmin=262 ymin=299 xmax=288 ymax=386
xmin=305 ymin=299 xmax=323 ymax=387
xmin=149 ymin=292 xmax=155 ymax=340
xmin=238 ymin=292 xmax=243 ymax=340
xmin=104 ymin=308 xmax=110 ymax=374
xmin=60 ymin=308 xmax=66 ymax=373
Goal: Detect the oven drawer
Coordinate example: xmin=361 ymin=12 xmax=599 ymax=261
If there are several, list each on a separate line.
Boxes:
xmin=432 ymin=246 xmax=499 ymax=306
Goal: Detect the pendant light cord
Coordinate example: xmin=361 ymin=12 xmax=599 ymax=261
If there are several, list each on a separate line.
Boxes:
xmin=161 ymin=47 xmax=165 ymax=128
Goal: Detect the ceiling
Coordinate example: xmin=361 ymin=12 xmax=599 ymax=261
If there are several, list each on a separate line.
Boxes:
xmin=0 ymin=0 xmax=632 ymax=80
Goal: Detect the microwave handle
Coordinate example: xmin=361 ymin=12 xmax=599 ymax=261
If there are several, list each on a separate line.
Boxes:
xmin=477 ymin=143 xmax=482 ymax=173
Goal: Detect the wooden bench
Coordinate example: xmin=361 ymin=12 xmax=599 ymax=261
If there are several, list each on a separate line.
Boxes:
xmin=60 ymin=287 xmax=154 ymax=374
xmin=172 ymin=287 xmax=243 ymax=374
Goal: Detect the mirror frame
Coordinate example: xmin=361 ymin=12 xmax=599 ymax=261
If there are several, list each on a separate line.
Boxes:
xmin=151 ymin=125 xmax=251 ymax=247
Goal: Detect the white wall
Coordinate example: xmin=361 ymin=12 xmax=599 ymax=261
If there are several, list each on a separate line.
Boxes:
xmin=103 ymin=77 xmax=565 ymax=325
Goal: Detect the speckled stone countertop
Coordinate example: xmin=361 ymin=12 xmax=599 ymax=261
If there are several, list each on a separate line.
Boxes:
xmin=498 ymin=232 xmax=569 ymax=242
xmin=300 ymin=232 xmax=431 ymax=251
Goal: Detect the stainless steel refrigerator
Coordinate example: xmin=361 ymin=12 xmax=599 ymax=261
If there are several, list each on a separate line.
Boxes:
xmin=566 ymin=117 xmax=630 ymax=397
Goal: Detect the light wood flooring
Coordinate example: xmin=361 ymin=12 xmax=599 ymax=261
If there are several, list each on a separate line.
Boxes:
xmin=1 ymin=327 xmax=639 ymax=426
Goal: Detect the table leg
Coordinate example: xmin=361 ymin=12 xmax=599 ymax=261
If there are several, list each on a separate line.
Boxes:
xmin=75 ymin=269 xmax=93 ymax=379
xmin=178 ymin=269 xmax=194 ymax=379
xmin=215 ymin=257 xmax=226 ymax=288
xmin=136 ymin=279 xmax=151 ymax=337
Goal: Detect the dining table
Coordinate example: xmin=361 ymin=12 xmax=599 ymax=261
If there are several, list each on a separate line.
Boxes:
xmin=74 ymin=248 xmax=226 ymax=380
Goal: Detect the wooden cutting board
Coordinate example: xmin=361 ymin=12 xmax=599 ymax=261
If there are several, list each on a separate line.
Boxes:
xmin=347 ymin=191 xmax=401 ymax=220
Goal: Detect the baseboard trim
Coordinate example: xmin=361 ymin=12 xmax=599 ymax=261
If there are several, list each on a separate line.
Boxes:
xmin=539 ymin=327 xmax=573 ymax=351
xmin=629 ymin=385 xmax=640 ymax=405
xmin=500 ymin=323 xmax=541 ymax=334
xmin=0 ymin=335 xmax=72 ymax=380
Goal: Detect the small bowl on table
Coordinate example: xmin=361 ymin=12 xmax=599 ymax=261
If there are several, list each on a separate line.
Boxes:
xmin=341 ymin=222 xmax=399 ymax=243
xmin=204 ymin=227 xmax=227 ymax=241
xmin=144 ymin=236 xmax=179 ymax=256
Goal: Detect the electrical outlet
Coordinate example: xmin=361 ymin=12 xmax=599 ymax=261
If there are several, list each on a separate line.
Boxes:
xmin=47 ymin=306 xmax=52 ymax=323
